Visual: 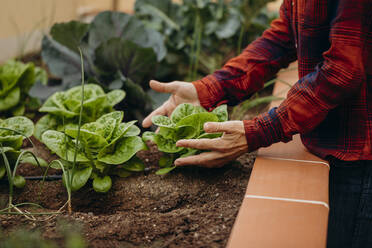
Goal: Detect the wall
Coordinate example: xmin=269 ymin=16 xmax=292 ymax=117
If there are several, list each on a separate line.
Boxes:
xmin=0 ymin=0 xmax=282 ymax=62
xmin=0 ymin=0 xmax=78 ymax=62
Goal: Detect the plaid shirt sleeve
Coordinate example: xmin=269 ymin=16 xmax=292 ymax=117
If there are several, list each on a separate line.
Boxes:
xmin=193 ymin=0 xmax=367 ymax=152
xmin=244 ymin=0 xmax=366 ymax=152
xmin=192 ymin=2 xmax=297 ymax=109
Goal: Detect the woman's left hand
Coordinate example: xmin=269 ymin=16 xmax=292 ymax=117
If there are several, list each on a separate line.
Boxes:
xmin=175 ymin=121 xmax=249 ymax=168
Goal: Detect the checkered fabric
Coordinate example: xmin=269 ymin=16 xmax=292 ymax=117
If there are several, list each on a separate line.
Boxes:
xmin=192 ymin=0 xmax=372 ymax=161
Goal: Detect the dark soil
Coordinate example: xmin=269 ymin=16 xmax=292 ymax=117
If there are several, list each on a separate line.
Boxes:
xmin=0 ymin=140 xmax=255 ymax=248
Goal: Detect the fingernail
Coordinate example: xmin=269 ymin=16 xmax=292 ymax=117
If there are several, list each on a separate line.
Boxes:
xmin=204 ymin=122 xmax=211 ymax=129
xmin=176 ymin=140 xmax=184 ymax=147
xmin=175 ymin=159 xmax=182 ymax=167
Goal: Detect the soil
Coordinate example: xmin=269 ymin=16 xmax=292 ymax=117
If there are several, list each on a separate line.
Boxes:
xmin=0 ymin=139 xmax=255 ymax=248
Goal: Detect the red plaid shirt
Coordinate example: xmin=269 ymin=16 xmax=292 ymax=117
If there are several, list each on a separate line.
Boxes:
xmin=193 ymin=0 xmax=372 ymax=161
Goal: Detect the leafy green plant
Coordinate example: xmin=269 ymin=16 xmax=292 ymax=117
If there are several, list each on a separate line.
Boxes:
xmin=0 ymin=60 xmax=47 ymax=117
xmin=34 ymin=84 xmax=125 ymax=141
xmin=0 ymin=116 xmax=50 ymax=218
xmin=135 ymin=0 xmax=276 ymax=81
xmin=143 ymin=103 xmax=228 ymax=174
xmin=42 ymin=111 xmax=146 ymax=193
xmin=0 ymin=116 xmax=47 ymax=183
xmin=41 ymin=11 xmax=166 ymax=121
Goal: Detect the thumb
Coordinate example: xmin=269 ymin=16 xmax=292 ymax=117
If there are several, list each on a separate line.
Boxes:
xmin=150 ymin=80 xmax=178 ymax=94
xmin=203 ymin=121 xmax=242 ymax=133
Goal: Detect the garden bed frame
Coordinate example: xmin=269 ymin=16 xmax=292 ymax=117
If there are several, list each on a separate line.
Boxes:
xmin=227 ymin=65 xmax=330 ymax=248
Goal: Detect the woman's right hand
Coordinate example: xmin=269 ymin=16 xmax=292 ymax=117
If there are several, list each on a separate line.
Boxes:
xmin=142 ymin=80 xmax=201 ymax=128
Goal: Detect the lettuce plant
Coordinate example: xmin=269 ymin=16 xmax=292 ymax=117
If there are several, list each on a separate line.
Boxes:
xmin=41 ymin=11 xmax=166 ymax=121
xmin=42 ymin=111 xmax=146 ymax=193
xmin=142 ymin=103 xmax=228 ymax=174
xmin=0 ymin=60 xmax=47 ymax=117
xmin=0 ymin=116 xmax=46 ymax=188
xmin=34 ymin=84 xmax=125 ymax=141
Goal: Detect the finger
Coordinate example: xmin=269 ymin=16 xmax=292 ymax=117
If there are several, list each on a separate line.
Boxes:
xmin=175 ymin=152 xmax=226 ymax=168
xmin=142 ymin=105 xmax=168 ymax=128
xmin=150 ymin=80 xmax=179 ymax=94
xmin=176 ymin=138 xmax=221 ymax=150
xmin=203 ymin=121 xmax=241 ymax=134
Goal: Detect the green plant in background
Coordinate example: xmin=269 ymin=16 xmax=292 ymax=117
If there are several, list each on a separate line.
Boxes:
xmin=42 ymin=111 xmax=146 ymax=193
xmin=41 ymin=11 xmax=166 ymax=121
xmin=34 ymin=84 xmax=125 ymax=141
xmin=0 ymin=60 xmax=47 ymax=117
xmin=0 ymin=116 xmax=48 ymax=217
xmin=0 ymin=116 xmax=46 ymax=185
xmin=0 ymin=220 xmax=86 ymax=248
xmin=135 ymin=0 xmax=276 ymax=81
xmin=143 ymin=103 xmax=228 ymax=174
xmin=0 ymin=229 xmax=58 ymax=248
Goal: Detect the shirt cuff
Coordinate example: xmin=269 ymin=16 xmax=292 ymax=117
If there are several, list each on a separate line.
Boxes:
xmin=192 ymin=75 xmax=225 ymax=111
xmin=243 ymin=107 xmax=291 ymax=152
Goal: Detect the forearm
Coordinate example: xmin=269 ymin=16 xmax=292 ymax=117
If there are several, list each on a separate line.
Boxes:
xmin=193 ymin=1 xmax=297 ymax=110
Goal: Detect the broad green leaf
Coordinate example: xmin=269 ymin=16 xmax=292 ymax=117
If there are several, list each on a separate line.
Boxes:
xmin=65 ymin=129 xmax=108 ymax=152
xmin=50 ymin=21 xmax=90 ymax=53
xmin=158 ymin=127 xmax=176 ymax=139
xmin=176 ymin=112 xmax=218 ymax=134
xmin=34 ymin=114 xmax=59 ymax=140
xmin=95 ymin=38 xmax=158 ymax=88
xmin=39 ymin=92 xmax=77 ymax=117
xmin=122 ymin=156 xmax=145 ymax=172
xmin=98 ymin=136 xmax=145 ymax=165
xmin=21 ymin=155 xmax=48 ymax=167
xmin=109 ymin=120 xmax=138 ymax=144
xmin=81 ymin=122 xmax=106 ymax=137
xmin=193 ymin=106 xmax=207 ymax=113
xmin=96 ymin=111 xmax=124 ymax=125
xmin=212 ymin=104 xmax=228 ymax=122
xmin=0 ymin=136 xmax=23 ymax=150
xmin=158 ymin=125 xmax=196 ymax=140
xmin=13 ymin=175 xmax=26 ymax=188
xmin=142 ymin=131 xmax=156 ymax=142
xmin=123 ymin=125 xmax=141 ymax=137
xmin=0 ymin=116 xmax=34 ymax=138
xmin=89 ymin=11 xmax=166 ymax=61
xmin=42 ymin=130 xmax=89 ymax=162
xmin=41 ymin=35 xmax=82 ymax=86
xmin=0 ymin=60 xmax=34 ymax=96
xmin=170 ymin=103 xmax=195 ymax=124
xmin=0 ymin=87 xmax=20 ymax=111
xmin=152 ymin=115 xmax=174 ymax=127
xmin=159 ymin=154 xmax=174 ymax=168
xmin=156 ymin=166 xmax=176 ymax=175
xmin=71 ymin=166 xmax=92 ymax=191
xmin=175 ymin=125 xmax=197 ymax=139
xmin=93 ymin=175 xmax=112 ymax=193
xmin=154 ymin=134 xmax=182 ymax=153
xmin=106 ymin=89 xmax=126 ymax=106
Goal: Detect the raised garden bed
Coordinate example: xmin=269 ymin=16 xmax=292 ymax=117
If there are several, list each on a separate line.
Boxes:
xmin=0 ymin=137 xmax=255 ymax=248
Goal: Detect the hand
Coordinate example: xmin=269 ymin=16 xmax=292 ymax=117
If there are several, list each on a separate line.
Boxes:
xmin=142 ymin=80 xmax=200 ymax=128
xmin=175 ymin=121 xmax=248 ymax=168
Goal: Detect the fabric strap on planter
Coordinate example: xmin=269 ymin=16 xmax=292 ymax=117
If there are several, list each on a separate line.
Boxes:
xmin=245 ymin=194 xmax=330 ymax=209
